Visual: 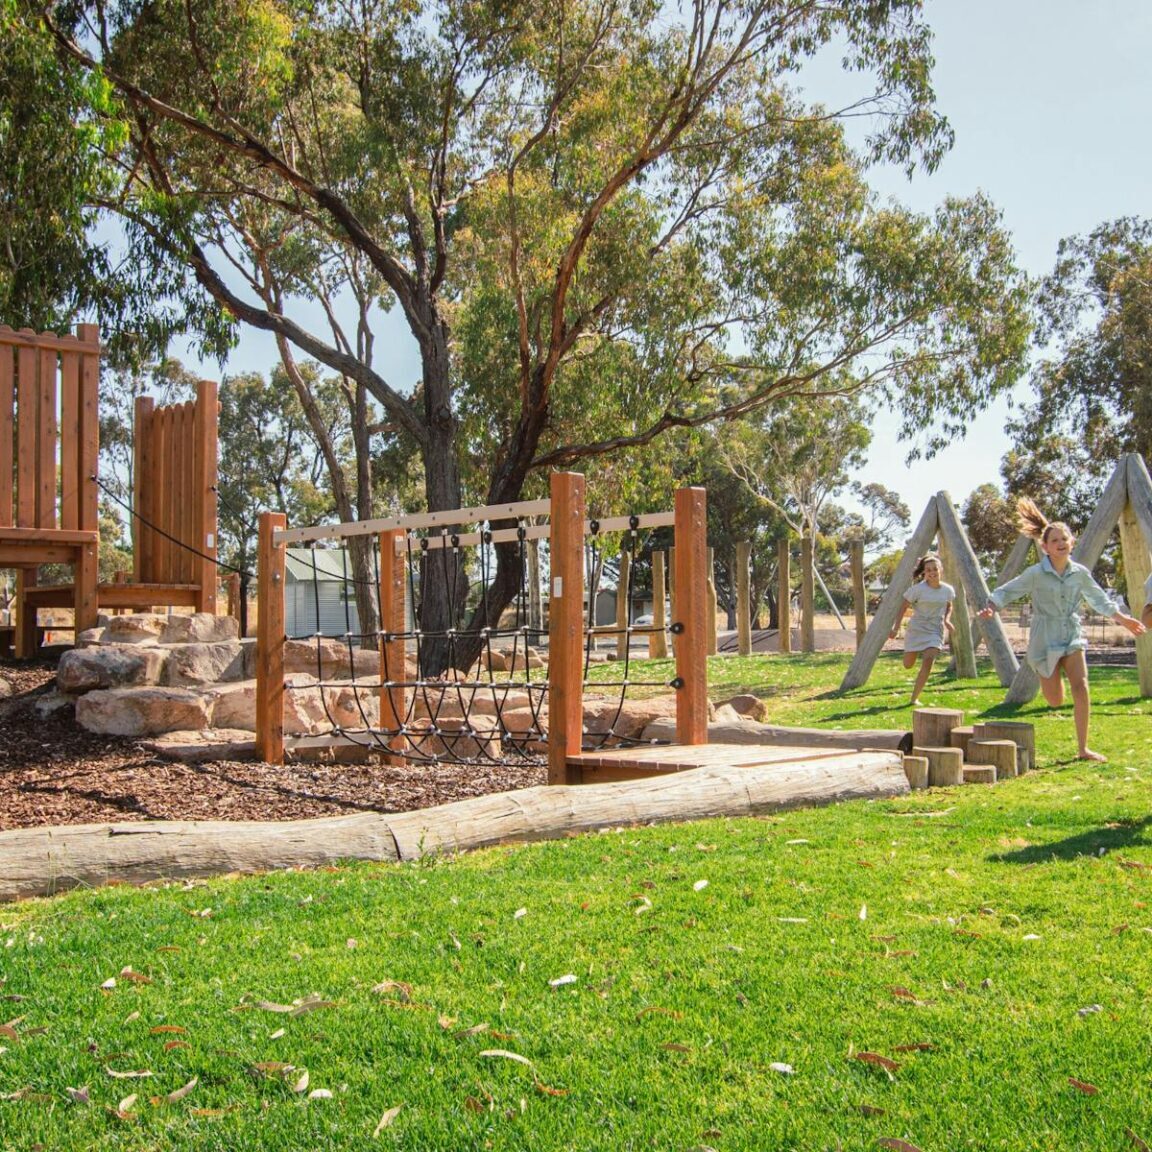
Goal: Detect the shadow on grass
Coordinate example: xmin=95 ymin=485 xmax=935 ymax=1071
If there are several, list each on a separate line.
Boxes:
xmin=990 ymin=817 xmax=1152 ymax=865
xmin=820 ymin=703 xmax=904 ymax=721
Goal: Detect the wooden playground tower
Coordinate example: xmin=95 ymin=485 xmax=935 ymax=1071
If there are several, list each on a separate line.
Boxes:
xmin=0 ymin=324 xmax=219 ymax=657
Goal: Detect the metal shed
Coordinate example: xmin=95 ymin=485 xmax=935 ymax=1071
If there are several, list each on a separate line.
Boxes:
xmin=284 ymin=548 xmax=366 ymax=638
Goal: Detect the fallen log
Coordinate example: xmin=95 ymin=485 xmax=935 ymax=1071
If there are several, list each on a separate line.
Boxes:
xmin=0 ymin=754 xmax=906 ymax=903
xmin=643 ymin=717 xmax=913 ymax=753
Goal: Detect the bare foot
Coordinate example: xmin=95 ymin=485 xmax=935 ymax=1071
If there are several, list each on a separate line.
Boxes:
xmin=1078 ymin=748 xmax=1107 ymax=763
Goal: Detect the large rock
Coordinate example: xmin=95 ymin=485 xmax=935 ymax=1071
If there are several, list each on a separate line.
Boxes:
xmin=207 ymin=682 xmax=257 ymax=731
xmin=582 ymin=694 xmax=689 ymax=741
xmin=100 ymin=614 xmax=168 ymax=645
xmin=284 ymin=638 xmax=380 ymax=679
xmin=165 ymin=641 xmax=246 ymax=686
xmin=76 ymin=687 xmax=210 ymax=736
xmin=57 ymin=645 xmax=169 ymax=694
xmin=159 ymin=613 xmax=240 ymax=645
xmin=281 ymin=674 xmax=381 ymax=735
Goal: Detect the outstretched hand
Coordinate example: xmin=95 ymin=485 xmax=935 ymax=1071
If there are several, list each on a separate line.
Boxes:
xmin=1118 ymin=614 xmax=1147 ymax=637
xmin=977 ymin=604 xmax=996 ymax=620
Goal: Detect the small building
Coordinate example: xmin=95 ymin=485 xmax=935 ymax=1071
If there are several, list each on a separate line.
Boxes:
xmin=284 ymin=548 xmax=365 ymax=639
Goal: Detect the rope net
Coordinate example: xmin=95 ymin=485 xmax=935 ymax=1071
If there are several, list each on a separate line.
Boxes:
xmin=278 ymin=511 xmax=679 ymax=767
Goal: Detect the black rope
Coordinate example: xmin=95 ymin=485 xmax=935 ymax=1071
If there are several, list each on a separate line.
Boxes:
xmin=94 ymin=475 xmax=253 ymax=579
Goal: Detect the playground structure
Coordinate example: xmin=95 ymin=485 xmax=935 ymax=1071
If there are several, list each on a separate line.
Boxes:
xmin=841 ymin=454 xmax=1152 ymax=701
xmin=0 ymin=325 xmax=219 ymax=658
xmin=254 ymin=472 xmax=715 ymax=783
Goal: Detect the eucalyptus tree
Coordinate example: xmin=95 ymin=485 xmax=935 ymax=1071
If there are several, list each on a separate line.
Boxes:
xmin=27 ymin=0 xmax=1031 ymax=667
xmin=1004 ymin=216 xmax=1152 ymax=515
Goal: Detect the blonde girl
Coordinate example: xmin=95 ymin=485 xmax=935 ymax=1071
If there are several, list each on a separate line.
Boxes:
xmin=979 ymin=497 xmax=1145 ymax=761
xmin=890 ymin=553 xmax=955 ymax=706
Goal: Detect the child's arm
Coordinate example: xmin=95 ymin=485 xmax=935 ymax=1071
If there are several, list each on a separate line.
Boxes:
xmin=944 ymin=598 xmax=955 ymax=636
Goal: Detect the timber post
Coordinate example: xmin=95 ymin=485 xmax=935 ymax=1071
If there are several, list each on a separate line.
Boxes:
xmin=674 ymin=487 xmax=708 ymax=745
xmin=548 ymin=472 xmax=585 ymax=785
xmin=650 ymin=550 xmax=669 ymax=658
xmin=379 ymin=527 xmax=408 ymax=763
xmin=256 ymin=511 xmax=286 ymax=766
xmin=800 ymin=535 xmax=815 ymax=652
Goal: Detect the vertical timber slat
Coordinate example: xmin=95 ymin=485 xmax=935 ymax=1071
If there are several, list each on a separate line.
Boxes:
xmin=16 ymin=339 xmax=36 ymax=527
xmin=59 ymin=351 xmax=80 ymax=530
xmin=735 ymin=541 xmax=752 ymax=656
xmin=674 ymin=486 xmax=708 ymax=746
xmin=194 ymin=380 xmax=219 ymax=612
xmin=37 ymin=348 xmax=57 ymax=529
xmin=134 ymin=397 xmax=155 ymax=582
xmin=548 ymin=472 xmax=585 ymax=785
xmin=850 ymin=540 xmax=866 ymax=646
xmin=0 ymin=341 xmax=13 ymax=527
xmin=800 ymin=535 xmax=815 ymax=652
xmin=650 ymin=550 xmax=668 ymax=659
xmin=74 ymin=324 xmax=101 ymax=636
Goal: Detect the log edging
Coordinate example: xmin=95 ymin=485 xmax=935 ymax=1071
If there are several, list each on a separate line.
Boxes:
xmin=0 ymin=755 xmax=906 ymax=903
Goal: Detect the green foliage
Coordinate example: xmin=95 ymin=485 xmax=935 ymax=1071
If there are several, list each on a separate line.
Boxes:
xmin=0 ymin=0 xmax=113 ymax=327
xmin=216 ymin=368 xmax=341 ymax=572
xmin=1006 ymin=217 xmax=1152 ymax=517
xmin=962 ymin=482 xmax=1019 ymax=568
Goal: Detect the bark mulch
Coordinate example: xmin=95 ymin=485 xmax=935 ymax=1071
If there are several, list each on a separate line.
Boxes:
xmin=0 ymin=658 xmax=545 ymax=832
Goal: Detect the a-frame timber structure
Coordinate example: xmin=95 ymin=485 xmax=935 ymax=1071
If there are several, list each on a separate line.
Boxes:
xmin=1003 ymin=453 xmax=1152 ymax=703
xmin=840 ymin=491 xmax=1019 ymax=692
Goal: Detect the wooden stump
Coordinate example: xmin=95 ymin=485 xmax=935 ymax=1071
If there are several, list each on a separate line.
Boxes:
xmin=913 ymin=745 xmax=964 ymax=787
xmin=1016 ymin=747 xmax=1031 ymax=774
xmin=973 ymin=721 xmax=1035 ymax=771
xmin=968 ymin=739 xmax=1017 ymax=780
xmin=902 ymin=755 xmax=929 ymax=790
xmin=913 ymin=708 xmax=964 ymax=750
xmin=948 ymin=725 xmax=975 ymax=758
xmin=962 ymin=765 xmax=997 ymax=785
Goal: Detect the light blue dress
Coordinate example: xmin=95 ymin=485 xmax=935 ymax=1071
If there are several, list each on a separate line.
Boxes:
xmin=990 ymin=557 xmax=1116 ymax=677
xmin=903 ymin=580 xmax=955 ymax=653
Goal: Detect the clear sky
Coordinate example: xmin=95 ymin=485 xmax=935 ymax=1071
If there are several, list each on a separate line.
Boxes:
xmin=190 ymin=0 xmax=1152 ymax=522
xmin=832 ymin=0 xmax=1152 ymax=519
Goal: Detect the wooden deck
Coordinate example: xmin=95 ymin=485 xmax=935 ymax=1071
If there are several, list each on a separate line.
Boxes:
xmin=568 ymin=742 xmax=881 ymax=784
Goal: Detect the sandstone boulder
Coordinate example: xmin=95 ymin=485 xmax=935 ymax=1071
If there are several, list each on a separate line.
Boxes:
xmin=101 ymin=614 xmax=168 ymax=645
xmin=284 ymin=638 xmax=380 ymax=679
xmin=159 ymin=612 xmax=240 ymax=645
xmin=57 ymin=645 xmax=169 ymax=694
xmin=76 ymin=687 xmax=210 ymax=736
xmin=165 ymin=641 xmax=246 ymax=686
xmin=721 ymin=693 xmax=769 ymax=723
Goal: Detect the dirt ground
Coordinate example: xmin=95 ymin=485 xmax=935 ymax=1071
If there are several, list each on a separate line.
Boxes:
xmin=0 ymin=614 xmax=1135 ymax=833
xmin=0 ymin=658 xmax=546 ymax=832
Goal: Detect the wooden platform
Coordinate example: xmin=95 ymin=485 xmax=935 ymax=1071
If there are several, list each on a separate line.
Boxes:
xmin=568 ymin=742 xmax=883 ymax=784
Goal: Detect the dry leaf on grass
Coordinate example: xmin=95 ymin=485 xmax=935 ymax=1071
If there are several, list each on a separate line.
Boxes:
xmin=479 ymin=1049 xmax=533 ymax=1067
xmin=892 ymin=1043 xmax=934 ymax=1053
xmin=150 ymin=1025 xmax=186 ymax=1034
xmin=373 ymin=1105 xmax=402 ymax=1135
xmin=661 ymin=1043 xmax=692 ymax=1053
xmin=1126 ymin=1127 xmax=1150 ymax=1151
xmin=164 ymin=1077 xmax=198 ymax=1103
xmin=878 ymin=1140 xmax=922 ymax=1151
xmin=464 ymin=1095 xmax=487 ymax=1113
xmin=65 ymin=1086 xmax=90 ymax=1105
xmin=292 ymin=1070 xmax=310 ymax=1094
xmin=119 ymin=968 xmax=152 ymax=984
xmin=853 ymin=1052 xmax=900 ymax=1076
xmin=105 ymin=1067 xmax=153 ymax=1079
xmin=1068 ymin=1077 xmax=1099 ymax=1095
xmin=549 ymin=975 xmax=578 ymax=987
xmin=371 ymin=980 xmax=412 ymax=1002
xmin=163 ymin=1041 xmax=190 ymax=1052
xmin=768 ymin=1063 xmax=794 ymax=1075
xmin=0 ymin=1024 xmax=18 ymax=1041
xmin=308 ymin=1088 xmax=333 ymax=1100
xmin=859 ymin=1104 xmax=886 ymax=1117
xmin=454 ymin=1023 xmax=489 ymax=1039
xmin=535 ymin=1082 xmax=568 ymax=1097
xmin=117 ymin=1093 xmax=138 ymax=1114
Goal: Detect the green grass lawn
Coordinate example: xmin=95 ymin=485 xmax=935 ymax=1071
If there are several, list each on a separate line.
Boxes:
xmin=3 ymin=653 xmax=1152 ymax=1150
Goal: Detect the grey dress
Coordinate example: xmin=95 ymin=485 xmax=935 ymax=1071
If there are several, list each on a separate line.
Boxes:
xmin=990 ymin=557 xmax=1115 ymax=677
xmin=903 ymin=581 xmax=955 ymax=653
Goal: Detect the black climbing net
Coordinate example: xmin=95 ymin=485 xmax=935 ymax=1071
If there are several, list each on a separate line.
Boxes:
xmin=278 ymin=509 xmax=680 ymax=767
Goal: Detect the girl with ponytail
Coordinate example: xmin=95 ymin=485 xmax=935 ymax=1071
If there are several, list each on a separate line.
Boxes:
xmin=979 ymin=498 xmax=1145 ymax=761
